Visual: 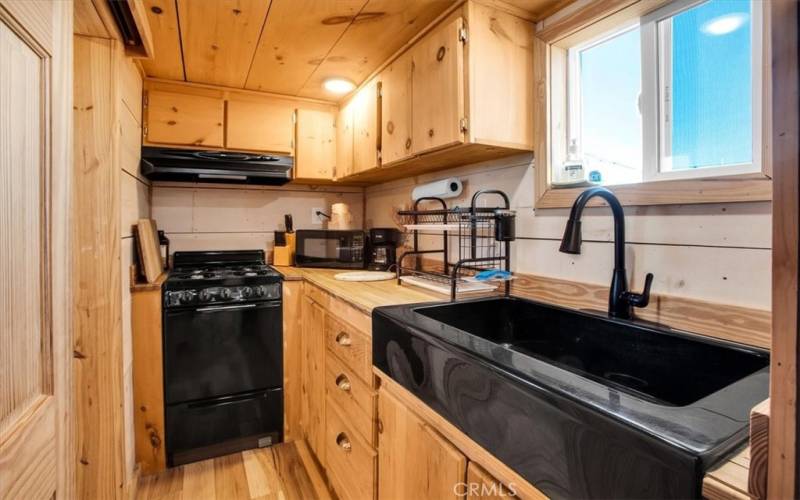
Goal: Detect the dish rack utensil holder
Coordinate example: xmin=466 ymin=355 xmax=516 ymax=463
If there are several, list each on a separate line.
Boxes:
xmin=396 ymin=189 xmax=516 ymax=301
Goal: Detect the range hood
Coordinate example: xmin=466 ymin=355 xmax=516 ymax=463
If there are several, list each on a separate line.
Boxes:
xmin=141 ymin=147 xmax=293 ymax=185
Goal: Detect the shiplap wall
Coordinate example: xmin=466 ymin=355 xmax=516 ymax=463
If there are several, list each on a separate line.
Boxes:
xmin=119 ymin=56 xmax=148 ymax=482
xmin=365 ymin=154 xmax=771 ymax=311
xmin=151 ymin=184 xmax=364 ymax=257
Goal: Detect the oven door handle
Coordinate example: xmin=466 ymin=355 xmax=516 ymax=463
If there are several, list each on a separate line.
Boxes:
xmin=196 ymin=303 xmax=259 ymax=313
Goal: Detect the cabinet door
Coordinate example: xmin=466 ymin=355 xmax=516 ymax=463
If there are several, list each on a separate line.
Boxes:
xmin=336 ymin=101 xmax=354 ymax=178
xmin=378 ymin=387 xmax=466 ymax=500
xmin=146 ymin=90 xmax=224 ymax=147
xmin=380 ymin=50 xmax=414 ymax=165
xmin=352 ymin=79 xmax=380 ymax=174
xmin=411 ymin=16 xmax=465 ymax=155
xmin=467 ymin=462 xmax=519 ymax=499
xmin=295 ymin=108 xmax=336 ymax=180
xmin=226 ymin=97 xmax=295 ymax=154
xmin=301 ymin=296 xmax=326 ymax=466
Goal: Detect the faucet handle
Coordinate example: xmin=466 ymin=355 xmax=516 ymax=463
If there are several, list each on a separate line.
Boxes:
xmin=625 ymin=272 xmax=653 ymax=308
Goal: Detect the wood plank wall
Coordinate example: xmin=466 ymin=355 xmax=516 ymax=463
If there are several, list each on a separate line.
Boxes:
xmin=151 ymin=184 xmax=364 ymax=258
xmin=74 ymin=33 xmax=147 ymax=498
xmin=119 ymin=51 xmax=148 ymax=489
xmin=364 ymin=154 xmax=772 ymax=341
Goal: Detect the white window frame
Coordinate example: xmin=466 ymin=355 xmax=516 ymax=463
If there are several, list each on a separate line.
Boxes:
xmin=564 ymin=0 xmax=763 ymax=185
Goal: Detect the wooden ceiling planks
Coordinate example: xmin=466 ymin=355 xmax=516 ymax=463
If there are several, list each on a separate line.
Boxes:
xmin=177 ymin=0 xmax=272 ymax=88
xmin=298 ymin=0 xmax=457 ymax=99
xmin=245 ymin=0 xmax=367 ymax=96
xmin=138 ymin=0 xmax=573 ymax=100
xmin=140 ymin=0 xmax=184 ymax=80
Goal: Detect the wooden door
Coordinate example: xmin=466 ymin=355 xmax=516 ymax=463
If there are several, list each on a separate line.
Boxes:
xmin=378 ymin=387 xmax=466 ymax=499
xmin=227 ymin=96 xmax=295 ymax=154
xmin=295 ymin=108 xmax=336 ymax=180
xmin=146 ymin=89 xmax=224 ymax=147
xmin=411 ymin=16 xmax=465 ymax=155
xmin=380 ymin=50 xmax=414 ymax=165
xmin=352 ymin=79 xmax=380 ymax=174
xmin=301 ymin=295 xmax=326 ymax=467
xmin=0 ymin=1 xmax=72 ymax=498
xmin=466 ymin=462 xmax=519 ymax=499
xmin=335 ymin=102 xmax=354 ymax=178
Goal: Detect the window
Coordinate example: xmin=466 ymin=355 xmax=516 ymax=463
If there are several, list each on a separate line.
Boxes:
xmin=557 ymin=0 xmax=761 ymax=186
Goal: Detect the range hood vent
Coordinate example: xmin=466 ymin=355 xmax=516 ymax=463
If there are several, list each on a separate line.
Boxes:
xmin=141 ymin=147 xmax=293 ymax=186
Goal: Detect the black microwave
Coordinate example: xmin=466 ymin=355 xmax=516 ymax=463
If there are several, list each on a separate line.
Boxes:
xmin=295 ymin=230 xmax=366 ymax=269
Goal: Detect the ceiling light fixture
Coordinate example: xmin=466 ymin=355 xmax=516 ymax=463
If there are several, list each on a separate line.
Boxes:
xmin=323 ymin=78 xmax=356 ymax=95
xmin=701 ymin=13 xmax=748 ymax=36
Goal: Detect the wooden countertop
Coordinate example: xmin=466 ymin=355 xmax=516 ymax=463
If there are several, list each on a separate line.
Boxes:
xmin=272 ymin=266 xmax=445 ymax=314
xmin=274 ymin=265 xmax=753 ymax=499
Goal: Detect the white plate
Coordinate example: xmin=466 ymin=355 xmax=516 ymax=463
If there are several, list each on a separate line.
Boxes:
xmin=334 ymin=271 xmax=396 ymax=282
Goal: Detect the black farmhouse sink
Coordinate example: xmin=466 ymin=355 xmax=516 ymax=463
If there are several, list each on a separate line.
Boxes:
xmin=372 ymin=296 xmax=769 ymax=499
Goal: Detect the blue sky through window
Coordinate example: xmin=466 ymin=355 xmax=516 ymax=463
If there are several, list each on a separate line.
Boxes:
xmin=669 ymin=0 xmax=752 ymax=170
xmin=575 ymin=0 xmax=753 ymax=184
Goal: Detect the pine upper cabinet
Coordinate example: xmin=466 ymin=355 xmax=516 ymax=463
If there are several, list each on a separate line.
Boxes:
xmin=146 ymin=90 xmax=225 ymax=147
xmin=351 ymin=79 xmax=381 ymax=175
xmin=336 ymin=102 xmax=354 ymax=179
xmin=295 ymin=108 xmax=336 ymax=181
xmin=378 ymin=387 xmax=467 ymax=500
xmin=226 ymin=96 xmax=295 ymax=154
xmin=411 ymin=16 xmax=466 ymax=156
xmin=380 ymin=51 xmax=414 ymax=165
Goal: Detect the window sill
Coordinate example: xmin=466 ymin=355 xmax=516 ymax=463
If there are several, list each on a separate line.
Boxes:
xmin=534 ymin=173 xmax=772 ymax=209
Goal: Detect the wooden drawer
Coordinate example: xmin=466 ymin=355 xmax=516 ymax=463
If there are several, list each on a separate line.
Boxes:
xmin=326 ymin=352 xmax=376 ymax=446
xmin=326 ymin=314 xmax=372 ymax=383
xmin=326 ymin=399 xmax=377 ymax=500
xmin=305 ymin=282 xmax=329 ymax=308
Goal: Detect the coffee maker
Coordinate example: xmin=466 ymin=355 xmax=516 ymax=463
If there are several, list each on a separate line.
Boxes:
xmin=367 ymin=228 xmax=400 ymax=271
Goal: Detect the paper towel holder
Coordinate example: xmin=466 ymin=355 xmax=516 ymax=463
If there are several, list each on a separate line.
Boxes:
xmin=411 ymin=177 xmax=463 ymax=201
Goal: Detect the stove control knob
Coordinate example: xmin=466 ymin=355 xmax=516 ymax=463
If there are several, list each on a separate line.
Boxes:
xmin=179 ymin=291 xmax=195 ymax=305
xmin=241 ymin=286 xmax=253 ymax=298
xmin=199 ymin=289 xmax=212 ymax=302
xmin=253 ymin=286 xmax=264 ymax=297
xmin=219 ymin=288 xmax=232 ymax=300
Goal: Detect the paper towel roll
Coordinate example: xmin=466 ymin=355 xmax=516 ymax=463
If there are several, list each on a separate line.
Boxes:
xmin=411 ymin=177 xmax=463 ymax=201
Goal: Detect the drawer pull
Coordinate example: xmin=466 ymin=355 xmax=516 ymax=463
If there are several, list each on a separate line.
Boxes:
xmin=336 ymin=432 xmax=352 ymax=452
xmin=335 ymin=331 xmax=352 ymax=346
xmin=335 ymin=374 xmax=351 ymax=392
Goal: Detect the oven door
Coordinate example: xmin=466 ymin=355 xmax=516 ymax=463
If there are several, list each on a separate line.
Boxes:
xmin=164 ymin=300 xmax=282 ymax=404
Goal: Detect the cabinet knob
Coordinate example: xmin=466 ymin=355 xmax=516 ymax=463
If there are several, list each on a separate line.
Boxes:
xmin=436 ymin=46 xmax=446 ymax=61
xmin=335 ymin=331 xmax=352 ymax=346
xmin=336 ymin=432 xmax=352 ymax=452
xmin=386 ymin=121 xmax=395 ymax=134
xmin=335 ymin=373 xmax=351 ymax=392
xmin=428 ymin=128 xmax=435 ymax=138
xmin=405 ymin=138 xmax=412 ymax=150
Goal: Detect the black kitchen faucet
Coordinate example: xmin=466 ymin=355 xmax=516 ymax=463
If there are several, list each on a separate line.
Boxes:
xmin=559 ymin=186 xmax=653 ymax=319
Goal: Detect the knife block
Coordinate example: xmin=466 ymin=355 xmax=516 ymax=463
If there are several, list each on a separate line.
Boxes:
xmin=273 ymin=231 xmax=295 ymax=266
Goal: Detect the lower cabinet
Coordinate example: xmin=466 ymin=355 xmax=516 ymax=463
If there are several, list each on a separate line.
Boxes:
xmin=298 ymin=282 xmax=526 ymax=500
xmin=301 ymin=294 xmax=326 ymax=467
xmin=467 ymin=462 xmax=519 ymax=500
xmin=377 ymin=386 xmax=467 ymax=500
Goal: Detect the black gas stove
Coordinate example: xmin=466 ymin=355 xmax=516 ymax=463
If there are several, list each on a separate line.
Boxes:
xmin=162 ymin=250 xmax=283 ymax=467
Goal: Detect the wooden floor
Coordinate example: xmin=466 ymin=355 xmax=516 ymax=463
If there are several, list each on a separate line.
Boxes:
xmin=135 ymin=441 xmax=333 ymax=500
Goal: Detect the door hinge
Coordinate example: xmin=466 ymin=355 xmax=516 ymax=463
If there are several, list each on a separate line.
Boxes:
xmin=143 ymin=125 xmax=148 ymax=138
xmin=459 ymin=117 xmax=468 ymax=133
xmin=292 ymin=110 xmax=297 ymax=124
xmin=458 ymin=27 xmax=468 ymax=43
xmin=142 ymin=91 xmax=148 ymax=107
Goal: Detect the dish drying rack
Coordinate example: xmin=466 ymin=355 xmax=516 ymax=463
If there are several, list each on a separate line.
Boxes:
xmin=396 ymin=189 xmax=515 ymax=301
